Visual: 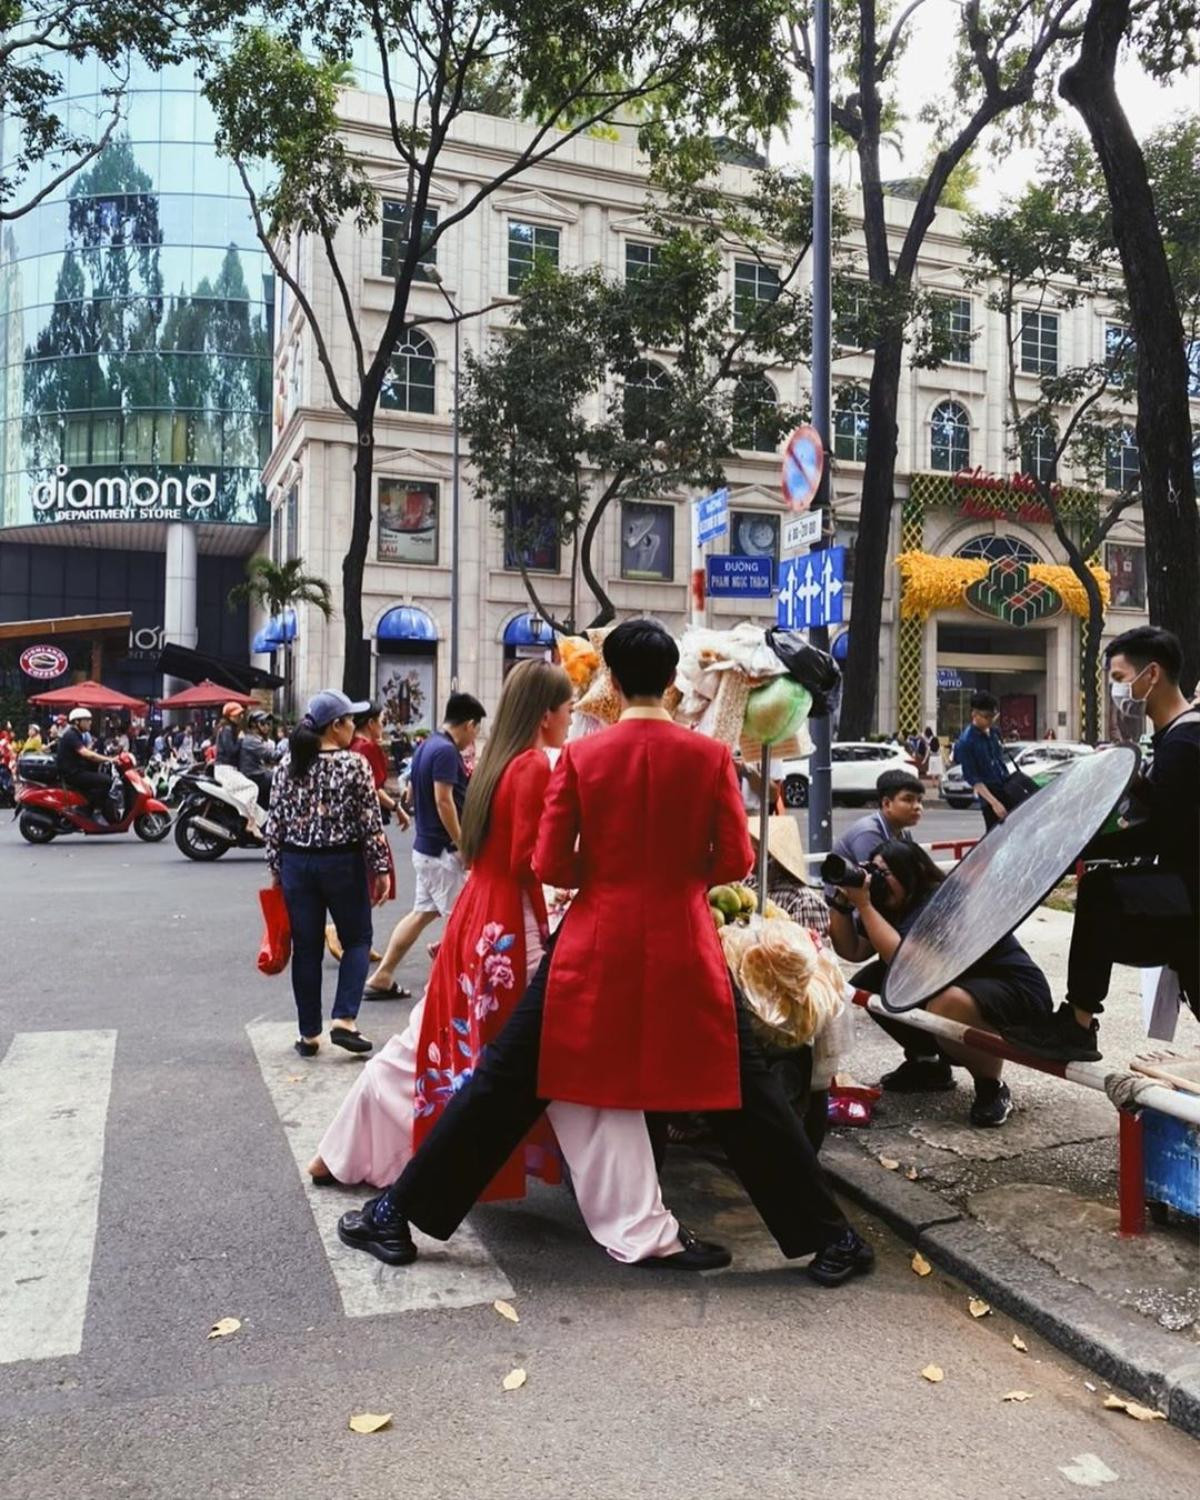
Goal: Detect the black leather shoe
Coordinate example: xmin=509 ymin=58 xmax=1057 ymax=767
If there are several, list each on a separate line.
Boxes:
xmin=878 ymin=1056 xmax=955 ymax=1093
xmin=330 ymin=1026 xmax=373 ymax=1054
xmin=636 ymin=1225 xmax=732 ymax=1271
xmin=807 ymin=1228 xmax=875 ymax=1287
xmin=337 ymin=1200 xmax=417 ymax=1265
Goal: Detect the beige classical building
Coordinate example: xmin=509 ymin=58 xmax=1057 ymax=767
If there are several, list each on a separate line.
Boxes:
xmin=263 ymin=90 xmax=1177 ymax=740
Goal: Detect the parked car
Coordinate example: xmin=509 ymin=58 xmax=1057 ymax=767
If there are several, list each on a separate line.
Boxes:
xmin=779 ymin=741 xmax=922 ymax=809
xmin=941 ymin=741 xmax=1095 ymax=808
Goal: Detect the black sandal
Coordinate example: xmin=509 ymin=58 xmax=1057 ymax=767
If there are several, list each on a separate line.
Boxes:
xmin=330 ymin=1026 xmax=373 ymax=1054
xmin=362 ymin=982 xmax=412 ymax=1001
xmin=294 ymin=1039 xmax=319 ymax=1058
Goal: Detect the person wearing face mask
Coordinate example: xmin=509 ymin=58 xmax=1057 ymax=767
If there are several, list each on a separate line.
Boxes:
xmin=1004 ymin=627 xmax=1199 ymax=1062
xmin=952 ymin=691 xmax=1012 ymax=831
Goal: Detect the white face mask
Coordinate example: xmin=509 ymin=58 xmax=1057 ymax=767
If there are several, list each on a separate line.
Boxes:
xmin=1110 ymin=664 xmax=1151 ymax=710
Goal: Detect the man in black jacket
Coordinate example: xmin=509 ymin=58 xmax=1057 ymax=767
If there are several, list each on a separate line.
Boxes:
xmin=1005 ymin=627 xmax=1198 ymax=1061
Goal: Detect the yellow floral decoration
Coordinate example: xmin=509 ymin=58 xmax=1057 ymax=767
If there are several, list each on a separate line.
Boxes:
xmin=895 ymin=552 xmax=1110 ymax=621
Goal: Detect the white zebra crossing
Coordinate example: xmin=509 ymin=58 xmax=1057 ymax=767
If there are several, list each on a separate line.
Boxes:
xmin=246 ymin=1021 xmax=514 ymax=1317
xmin=0 ymin=1030 xmax=117 ymax=1365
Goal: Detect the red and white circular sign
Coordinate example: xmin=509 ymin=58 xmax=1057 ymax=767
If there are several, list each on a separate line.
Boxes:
xmin=19 ymin=644 xmax=69 ymax=680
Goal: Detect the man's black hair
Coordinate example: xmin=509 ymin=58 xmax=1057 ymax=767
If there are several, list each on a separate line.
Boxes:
xmin=444 ymin=692 xmax=486 ymax=725
xmin=1105 ymin=626 xmax=1182 ymax=684
xmin=970 ymin=690 xmax=999 ymax=713
xmin=354 ymin=703 xmax=383 ymax=730
xmin=603 ymin=618 xmax=679 ymax=698
xmin=876 ymin=769 xmax=924 ymax=801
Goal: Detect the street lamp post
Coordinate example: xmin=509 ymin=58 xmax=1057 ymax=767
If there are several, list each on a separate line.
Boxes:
xmin=422 ymin=266 xmax=462 ymax=688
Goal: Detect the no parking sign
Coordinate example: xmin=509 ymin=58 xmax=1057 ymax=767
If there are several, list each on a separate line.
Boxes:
xmin=780 ymin=424 xmax=825 ymax=513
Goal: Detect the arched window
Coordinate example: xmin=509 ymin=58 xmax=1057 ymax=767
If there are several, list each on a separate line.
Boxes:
xmin=930 ymin=399 xmax=970 ymax=471
xmin=833 ymin=385 xmax=869 ymax=462
xmin=1106 ymin=424 xmax=1139 ymax=493
xmin=955 ymin=535 xmax=1040 ymax=565
xmin=1022 ymin=418 xmax=1057 ymax=482
xmin=381 ymin=328 xmax=436 ymax=413
xmin=731 ymin=374 xmax=779 ymax=452
xmin=622 ymin=359 xmax=671 ymax=442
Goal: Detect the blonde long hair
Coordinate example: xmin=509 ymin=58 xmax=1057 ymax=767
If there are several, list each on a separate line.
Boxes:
xmin=458 ymin=660 xmax=572 ymax=866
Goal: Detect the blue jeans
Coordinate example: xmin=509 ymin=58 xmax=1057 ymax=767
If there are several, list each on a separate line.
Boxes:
xmin=280 ymin=849 xmax=372 ymax=1038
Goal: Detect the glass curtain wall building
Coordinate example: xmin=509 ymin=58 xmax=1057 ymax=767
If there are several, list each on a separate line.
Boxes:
xmin=0 ymin=54 xmax=273 ymax=698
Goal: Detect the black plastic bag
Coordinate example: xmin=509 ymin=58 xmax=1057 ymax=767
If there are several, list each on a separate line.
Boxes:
xmin=765 ymin=629 xmax=841 ymax=719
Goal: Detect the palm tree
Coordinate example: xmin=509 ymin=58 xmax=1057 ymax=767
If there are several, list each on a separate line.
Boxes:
xmin=228 ymin=557 xmax=334 ymax=714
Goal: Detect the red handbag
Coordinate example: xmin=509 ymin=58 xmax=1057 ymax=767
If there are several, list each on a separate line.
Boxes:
xmin=257 ymin=886 xmax=292 ymax=975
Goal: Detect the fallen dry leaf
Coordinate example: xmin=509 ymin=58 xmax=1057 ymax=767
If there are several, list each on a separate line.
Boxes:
xmin=1012 ymin=1335 xmax=1028 ymax=1353
xmin=879 ymin=1157 xmax=900 ymax=1171
xmin=921 ymin=1365 xmax=944 ymax=1384
xmin=493 ymin=1299 xmax=519 ymax=1324
xmin=1002 ymin=1390 xmax=1033 ymax=1403
xmin=207 ymin=1317 xmax=241 ymax=1340
xmin=285 ymin=1074 xmax=305 ymax=1084
xmin=501 ymin=1368 xmax=527 ymax=1392
xmin=968 ymin=1298 xmax=992 ymax=1319
xmin=1103 ymin=1396 xmax=1164 ymax=1422
xmin=911 ymin=1252 xmax=933 ymax=1278
xmin=905 ymin=1166 xmax=920 ymax=1181
xmin=348 ymin=1412 xmax=392 ymax=1434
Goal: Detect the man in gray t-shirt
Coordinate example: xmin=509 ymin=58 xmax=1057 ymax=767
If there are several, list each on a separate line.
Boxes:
xmin=829 ymin=769 xmax=924 ymax=874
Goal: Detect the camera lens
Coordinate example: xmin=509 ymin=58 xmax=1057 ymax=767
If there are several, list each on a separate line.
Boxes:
xmin=820 ymin=853 xmax=866 ymax=888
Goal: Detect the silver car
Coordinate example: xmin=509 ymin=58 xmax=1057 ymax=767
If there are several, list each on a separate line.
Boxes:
xmin=941 ymin=741 xmax=1094 ymax=808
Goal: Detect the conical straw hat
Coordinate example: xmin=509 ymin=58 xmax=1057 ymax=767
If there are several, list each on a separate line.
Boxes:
xmin=748 ymin=814 xmax=808 ymax=883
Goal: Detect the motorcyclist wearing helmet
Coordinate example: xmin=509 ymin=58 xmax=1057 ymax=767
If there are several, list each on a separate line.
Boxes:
xmin=56 ymin=707 xmax=119 ymax=820
xmin=238 ymin=709 xmax=278 ymax=810
xmin=213 ymin=701 xmax=266 ymax=841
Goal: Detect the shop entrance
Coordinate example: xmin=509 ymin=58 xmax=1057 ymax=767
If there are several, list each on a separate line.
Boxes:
xmin=935 ymin=622 xmax=1047 ymax=744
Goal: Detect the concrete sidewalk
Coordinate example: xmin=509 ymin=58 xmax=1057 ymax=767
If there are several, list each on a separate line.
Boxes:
xmin=827 ymin=905 xmax=1200 ymax=1430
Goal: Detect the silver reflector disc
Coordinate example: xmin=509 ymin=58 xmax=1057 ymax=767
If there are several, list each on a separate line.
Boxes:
xmin=882 ymin=745 xmax=1137 ymax=1013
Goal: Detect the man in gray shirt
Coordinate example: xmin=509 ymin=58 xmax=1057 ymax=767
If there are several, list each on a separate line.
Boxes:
xmin=830 ymin=769 xmax=924 ymax=871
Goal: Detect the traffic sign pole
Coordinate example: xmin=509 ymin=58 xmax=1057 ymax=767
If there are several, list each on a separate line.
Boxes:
xmin=690 ymin=494 xmax=706 ymax=628
xmin=808 ymin=0 xmax=834 ymax=857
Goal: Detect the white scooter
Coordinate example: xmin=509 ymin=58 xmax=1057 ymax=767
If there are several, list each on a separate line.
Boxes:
xmin=173 ymin=765 xmax=269 ymax=860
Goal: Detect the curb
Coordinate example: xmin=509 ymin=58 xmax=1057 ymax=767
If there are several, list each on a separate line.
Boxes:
xmin=821 ymin=1138 xmax=1200 ymax=1440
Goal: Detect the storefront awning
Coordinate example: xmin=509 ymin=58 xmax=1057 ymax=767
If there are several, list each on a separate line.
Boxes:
xmin=156 ymin=641 xmax=284 ymax=692
xmin=503 ymin=613 xmax=552 ymax=647
xmin=251 ymin=609 xmax=297 ymax=654
xmin=377 ymin=606 xmax=437 ymax=643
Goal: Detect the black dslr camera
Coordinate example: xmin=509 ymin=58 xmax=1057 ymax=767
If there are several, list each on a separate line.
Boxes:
xmin=820 ymin=853 xmax=891 ymax=905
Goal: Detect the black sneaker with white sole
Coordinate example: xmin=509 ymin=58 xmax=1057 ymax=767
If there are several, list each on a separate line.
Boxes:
xmin=807 ymin=1228 xmax=875 ymax=1287
xmin=878 ymin=1056 xmax=955 ymax=1093
xmin=1003 ymin=1004 xmax=1101 ymax=1063
xmin=969 ymin=1079 xmax=1013 ymax=1127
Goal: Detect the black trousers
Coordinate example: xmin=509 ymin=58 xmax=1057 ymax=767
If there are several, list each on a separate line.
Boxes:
xmin=65 ymin=769 xmax=113 ymax=813
xmin=1068 ymin=865 xmax=1198 ymax=1018
xmin=385 ymin=951 xmax=850 ymax=1258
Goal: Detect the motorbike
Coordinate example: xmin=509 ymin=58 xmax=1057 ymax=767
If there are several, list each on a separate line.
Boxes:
xmin=173 ymin=764 xmax=270 ymax=861
xmin=15 ymin=752 xmax=172 ymax=844
xmin=0 ymin=760 xmax=14 ymax=810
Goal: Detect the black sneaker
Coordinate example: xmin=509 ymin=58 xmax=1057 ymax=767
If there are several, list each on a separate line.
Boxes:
xmin=1003 ymin=1005 xmax=1101 ymax=1063
xmin=969 ymin=1080 xmax=1013 ymax=1128
xmin=807 ymin=1228 xmax=875 ymax=1287
xmin=636 ymin=1225 xmax=732 ymax=1272
xmin=878 ymin=1056 xmax=955 ymax=1093
xmin=337 ymin=1199 xmax=418 ymax=1266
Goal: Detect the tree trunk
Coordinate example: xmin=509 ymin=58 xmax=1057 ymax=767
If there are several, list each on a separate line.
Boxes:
xmin=342 ymin=423 xmax=375 ymax=700
xmin=1060 ymin=0 xmax=1200 ymax=694
xmin=839 ymin=330 xmax=904 ymax=737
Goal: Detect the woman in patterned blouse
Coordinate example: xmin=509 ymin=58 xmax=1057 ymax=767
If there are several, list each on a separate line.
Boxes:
xmin=267 ymin=690 xmax=392 ymax=1058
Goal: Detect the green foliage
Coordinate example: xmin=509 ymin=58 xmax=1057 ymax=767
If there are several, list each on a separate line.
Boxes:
xmin=0 ymin=2 xmax=188 ymax=220
xmin=228 ymin=556 xmax=334 ymax=619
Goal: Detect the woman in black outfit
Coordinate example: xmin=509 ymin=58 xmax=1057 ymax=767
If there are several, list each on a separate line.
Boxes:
xmin=828 ymin=840 xmax=1051 ymax=1127
xmin=266 ymin=690 xmax=392 ymax=1058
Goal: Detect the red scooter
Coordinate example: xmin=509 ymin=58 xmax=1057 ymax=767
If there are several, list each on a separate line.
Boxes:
xmin=15 ymin=752 xmax=172 ymax=844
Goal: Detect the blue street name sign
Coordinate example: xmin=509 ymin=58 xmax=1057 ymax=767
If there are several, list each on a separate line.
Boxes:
xmin=776 ymin=546 xmax=846 ymax=630
xmin=694 ymin=487 xmax=730 ymax=545
xmin=707 ymin=554 xmax=773 ymax=597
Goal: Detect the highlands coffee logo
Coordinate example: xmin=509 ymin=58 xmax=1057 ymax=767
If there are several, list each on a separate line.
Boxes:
xmin=32 ymin=467 xmax=218 ymax=522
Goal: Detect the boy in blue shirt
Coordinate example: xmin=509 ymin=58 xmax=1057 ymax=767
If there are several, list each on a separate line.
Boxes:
xmin=953 ymin=691 xmax=1010 ymax=831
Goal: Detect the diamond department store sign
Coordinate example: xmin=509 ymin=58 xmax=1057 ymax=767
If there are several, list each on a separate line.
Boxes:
xmin=31 ymin=467 xmax=218 ymax=524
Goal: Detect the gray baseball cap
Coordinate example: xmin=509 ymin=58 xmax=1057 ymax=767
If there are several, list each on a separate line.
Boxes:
xmin=304 ymin=689 xmax=372 ymax=729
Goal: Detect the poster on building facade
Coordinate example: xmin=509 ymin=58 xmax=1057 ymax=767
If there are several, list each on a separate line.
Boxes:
xmin=620 ymin=502 xmax=674 ymax=581
xmin=1105 ymin=543 xmax=1145 ymax=609
xmin=378 ymin=479 xmax=439 ymax=564
xmin=377 ymin=654 xmax=436 ymax=731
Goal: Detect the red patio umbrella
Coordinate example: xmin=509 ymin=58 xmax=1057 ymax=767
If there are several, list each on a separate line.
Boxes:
xmin=157 ymin=679 xmax=258 ymax=710
xmin=29 ymin=679 xmax=148 ymax=713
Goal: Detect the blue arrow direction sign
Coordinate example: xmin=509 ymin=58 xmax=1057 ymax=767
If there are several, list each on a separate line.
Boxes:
xmin=694 ymin=487 xmax=729 ymax=545
xmin=707 ymin=554 xmax=773 ymax=597
xmin=776 ymin=546 xmax=846 ymax=629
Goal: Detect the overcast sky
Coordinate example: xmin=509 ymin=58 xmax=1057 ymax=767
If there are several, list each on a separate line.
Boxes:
xmin=776 ymin=10 xmax=1199 ymax=211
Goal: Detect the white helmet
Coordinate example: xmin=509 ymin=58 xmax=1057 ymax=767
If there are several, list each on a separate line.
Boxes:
xmin=68 ymin=706 xmax=93 ymax=722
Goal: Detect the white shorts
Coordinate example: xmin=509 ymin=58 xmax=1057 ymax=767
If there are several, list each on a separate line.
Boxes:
xmin=412 ymin=848 xmax=466 ymax=917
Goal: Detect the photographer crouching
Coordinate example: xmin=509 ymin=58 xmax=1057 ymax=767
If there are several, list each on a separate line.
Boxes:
xmin=826 ymin=842 xmax=1053 ymax=1128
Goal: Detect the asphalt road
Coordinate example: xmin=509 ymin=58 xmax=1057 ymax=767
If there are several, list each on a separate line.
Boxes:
xmin=1 ymin=809 xmax=1195 ymax=1499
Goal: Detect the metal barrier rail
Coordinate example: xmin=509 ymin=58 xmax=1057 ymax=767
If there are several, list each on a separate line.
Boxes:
xmin=850 ymin=988 xmax=1200 ymax=1235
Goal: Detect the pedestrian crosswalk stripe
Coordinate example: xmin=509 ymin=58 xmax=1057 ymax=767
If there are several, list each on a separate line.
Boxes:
xmin=0 ymin=1030 xmax=117 ymax=1365
xmin=246 ymin=1021 xmax=514 ymax=1317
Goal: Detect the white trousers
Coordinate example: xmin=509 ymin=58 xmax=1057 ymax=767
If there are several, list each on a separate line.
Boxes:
xmin=214 ymin=764 xmax=265 ymax=827
xmin=316 ymin=899 xmax=680 ymax=1262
